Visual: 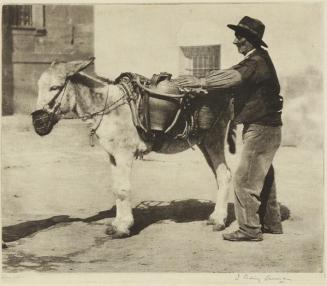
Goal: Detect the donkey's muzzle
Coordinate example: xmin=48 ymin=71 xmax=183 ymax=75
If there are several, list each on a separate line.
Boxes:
xmin=31 ymin=109 xmax=58 ymax=136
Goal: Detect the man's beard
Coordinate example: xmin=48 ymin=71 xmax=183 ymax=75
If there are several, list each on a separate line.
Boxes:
xmin=237 ymin=44 xmax=247 ymax=55
xmin=236 ymin=43 xmax=252 ymax=55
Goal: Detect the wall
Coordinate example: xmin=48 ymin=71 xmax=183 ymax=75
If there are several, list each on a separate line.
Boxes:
xmin=3 ymin=5 xmax=94 ymax=114
xmin=94 ymin=3 xmax=323 ymax=78
xmin=94 ymin=3 xmax=324 ymax=148
xmin=2 ymin=6 xmax=14 ymax=115
xmin=95 ymin=5 xmax=224 ymax=79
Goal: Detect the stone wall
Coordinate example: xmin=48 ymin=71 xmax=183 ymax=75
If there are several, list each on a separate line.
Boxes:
xmin=2 ymin=6 xmax=14 ymax=115
xmin=2 ymin=5 xmax=94 ymax=114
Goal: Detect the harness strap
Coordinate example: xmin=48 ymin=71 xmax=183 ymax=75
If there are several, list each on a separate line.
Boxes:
xmin=89 ymin=85 xmax=110 ymax=147
xmin=45 ymin=79 xmax=69 ymax=111
xmin=116 ymin=74 xmax=197 ymax=145
xmin=119 ymin=81 xmax=148 ymax=133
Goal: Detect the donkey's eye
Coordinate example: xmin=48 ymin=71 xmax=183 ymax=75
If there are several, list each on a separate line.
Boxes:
xmin=50 ymin=85 xmax=61 ymax=91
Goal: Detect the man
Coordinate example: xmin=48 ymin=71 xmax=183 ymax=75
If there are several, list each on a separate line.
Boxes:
xmin=175 ymin=16 xmax=283 ymax=241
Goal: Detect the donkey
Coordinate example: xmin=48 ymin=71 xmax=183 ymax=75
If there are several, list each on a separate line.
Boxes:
xmin=32 ymin=58 xmax=235 ymax=238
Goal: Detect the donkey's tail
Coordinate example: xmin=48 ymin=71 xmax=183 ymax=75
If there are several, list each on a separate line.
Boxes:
xmin=227 ymin=120 xmax=236 ymax=154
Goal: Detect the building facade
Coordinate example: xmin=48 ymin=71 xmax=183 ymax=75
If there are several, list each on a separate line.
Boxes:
xmin=2 ymin=5 xmax=94 ymax=115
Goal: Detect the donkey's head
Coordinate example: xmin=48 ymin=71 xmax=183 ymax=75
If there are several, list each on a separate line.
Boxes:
xmin=32 ymin=58 xmax=94 ymax=136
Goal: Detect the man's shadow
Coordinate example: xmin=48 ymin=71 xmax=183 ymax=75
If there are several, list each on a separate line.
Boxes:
xmin=2 ymin=199 xmax=290 ymax=245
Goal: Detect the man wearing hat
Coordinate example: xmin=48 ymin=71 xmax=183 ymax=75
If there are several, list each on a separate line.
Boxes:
xmin=175 ymin=16 xmax=283 ymax=241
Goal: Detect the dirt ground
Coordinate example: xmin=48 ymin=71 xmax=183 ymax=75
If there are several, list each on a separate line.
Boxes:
xmin=1 ymin=115 xmax=324 ymax=274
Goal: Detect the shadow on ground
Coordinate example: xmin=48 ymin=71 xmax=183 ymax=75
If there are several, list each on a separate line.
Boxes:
xmin=2 ymin=199 xmax=290 ymax=245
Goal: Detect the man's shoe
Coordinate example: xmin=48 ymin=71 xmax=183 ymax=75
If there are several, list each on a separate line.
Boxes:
xmin=222 ymin=230 xmax=263 ymax=241
xmin=262 ymin=225 xmax=283 ymax=234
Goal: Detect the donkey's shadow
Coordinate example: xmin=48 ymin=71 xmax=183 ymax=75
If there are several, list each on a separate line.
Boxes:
xmin=2 ymin=199 xmax=290 ymax=244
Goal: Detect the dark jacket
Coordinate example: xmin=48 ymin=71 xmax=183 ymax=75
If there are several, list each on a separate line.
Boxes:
xmin=231 ymin=48 xmax=283 ymax=126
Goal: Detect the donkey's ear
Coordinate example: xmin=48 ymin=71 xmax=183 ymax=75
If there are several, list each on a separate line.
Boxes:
xmin=65 ymin=57 xmax=95 ymax=77
xmin=50 ymin=60 xmax=58 ymax=67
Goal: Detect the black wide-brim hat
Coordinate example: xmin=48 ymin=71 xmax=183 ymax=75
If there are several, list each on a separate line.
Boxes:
xmin=227 ymin=16 xmax=268 ymax=48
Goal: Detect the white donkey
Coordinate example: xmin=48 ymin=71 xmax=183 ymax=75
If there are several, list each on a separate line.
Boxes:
xmin=32 ymin=58 xmax=235 ymax=238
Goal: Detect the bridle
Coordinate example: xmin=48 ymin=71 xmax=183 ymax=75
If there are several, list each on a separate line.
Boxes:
xmin=31 ymin=78 xmax=70 ymax=136
xmin=37 ymin=77 xmax=71 ymax=117
xmin=32 ymin=74 xmax=128 ymax=141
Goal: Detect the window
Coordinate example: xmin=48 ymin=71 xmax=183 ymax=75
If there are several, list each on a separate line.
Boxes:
xmin=179 ymin=45 xmax=220 ymax=77
xmin=9 ymin=5 xmax=33 ymax=28
xmin=7 ymin=5 xmax=45 ymax=34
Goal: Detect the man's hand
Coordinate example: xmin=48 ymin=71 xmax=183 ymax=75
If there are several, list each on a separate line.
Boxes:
xmin=174 ymin=75 xmax=204 ymax=88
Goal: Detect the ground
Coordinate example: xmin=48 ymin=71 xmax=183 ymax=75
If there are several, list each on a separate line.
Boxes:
xmin=1 ymin=115 xmax=324 ymax=274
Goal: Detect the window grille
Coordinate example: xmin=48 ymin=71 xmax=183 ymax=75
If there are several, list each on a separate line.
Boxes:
xmin=9 ymin=5 xmax=33 ymax=28
xmin=179 ymin=45 xmax=220 ymax=78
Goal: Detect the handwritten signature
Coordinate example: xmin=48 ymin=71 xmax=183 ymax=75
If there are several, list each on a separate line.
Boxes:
xmin=235 ymin=273 xmax=292 ymax=283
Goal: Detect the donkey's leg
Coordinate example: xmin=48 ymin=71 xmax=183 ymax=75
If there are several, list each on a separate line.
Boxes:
xmin=210 ymin=161 xmax=232 ymax=231
xmin=106 ymin=151 xmax=135 ymax=238
xmin=198 ymin=142 xmax=232 ymax=231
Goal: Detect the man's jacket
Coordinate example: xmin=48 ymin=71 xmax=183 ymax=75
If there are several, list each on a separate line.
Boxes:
xmin=204 ymin=48 xmax=283 ymax=126
xmin=232 ymin=48 xmax=283 ymax=126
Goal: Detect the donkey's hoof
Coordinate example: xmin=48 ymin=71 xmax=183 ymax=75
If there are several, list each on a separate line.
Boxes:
xmin=112 ymin=230 xmax=130 ymax=239
xmin=105 ymin=224 xmax=117 ymax=235
xmin=106 ymin=224 xmax=130 ymax=239
xmin=212 ymin=224 xmax=226 ymax=232
xmin=207 ymin=218 xmax=216 ymax=225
